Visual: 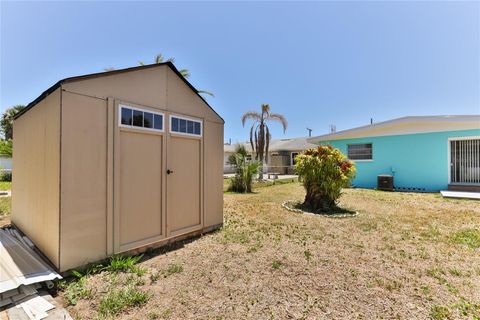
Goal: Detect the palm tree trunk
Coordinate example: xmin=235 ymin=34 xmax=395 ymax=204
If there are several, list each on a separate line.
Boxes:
xmin=258 ymin=123 xmax=265 ymax=180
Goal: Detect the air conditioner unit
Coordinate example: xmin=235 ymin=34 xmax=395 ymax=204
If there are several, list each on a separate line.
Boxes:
xmin=377 ymin=175 xmax=394 ymax=191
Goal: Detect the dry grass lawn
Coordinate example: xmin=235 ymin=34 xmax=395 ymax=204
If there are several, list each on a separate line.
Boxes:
xmin=58 ymin=183 xmax=479 ymax=319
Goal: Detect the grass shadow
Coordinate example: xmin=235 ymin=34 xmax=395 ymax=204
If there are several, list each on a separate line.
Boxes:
xmin=284 ymin=200 xmax=357 ymax=217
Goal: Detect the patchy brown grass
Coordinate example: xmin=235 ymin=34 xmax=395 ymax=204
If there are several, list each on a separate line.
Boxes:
xmin=0 ymin=196 xmax=11 ymax=227
xmin=56 ymin=184 xmax=479 ymax=319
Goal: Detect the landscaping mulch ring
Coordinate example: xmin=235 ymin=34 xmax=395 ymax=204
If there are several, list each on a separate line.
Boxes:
xmin=282 ymin=200 xmax=358 ymax=218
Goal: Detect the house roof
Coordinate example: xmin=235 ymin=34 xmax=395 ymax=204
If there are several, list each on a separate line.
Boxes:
xmin=307 ymin=115 xmax=480 ymax=142
xmin=14 ymin=62 xmax=224 ymax=123
xmin=224 ymin=137 xmax=317 ymax=153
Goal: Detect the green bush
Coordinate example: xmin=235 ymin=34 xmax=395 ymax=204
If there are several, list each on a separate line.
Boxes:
xmin=0 ymin=171 xmax=12 ymax=182
xmin=0 ymin=139 xmax=12 ymax=157
xmin=227 ymin=145 xmax=260 ymax=193
xmin=295 ymin=145 xmax=356 ymax=211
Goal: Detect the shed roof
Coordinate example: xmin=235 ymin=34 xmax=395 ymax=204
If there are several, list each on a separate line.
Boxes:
xmin=224 ymin=137 xmax=317 ymax=153
xmin=307 ymin=115 xmax=480 ymax=142
xmin=14 ymin=62 xmax=223 ymax=123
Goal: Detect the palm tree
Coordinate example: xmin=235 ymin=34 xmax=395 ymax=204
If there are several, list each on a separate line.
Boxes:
xmin=104 ymin=53 xmax=214 ymax=97
xmin=138 ymin=54 xmax=191 ymax=78
xmin=139 ymin=54 xmax=214 ymax=97
xmin=227 ymin=144 xmax=260 ymax=193
xmin=1 ymin=105 xmax=25 ymax=139
xmin=241 ymin=104 xmax=288 ymax=179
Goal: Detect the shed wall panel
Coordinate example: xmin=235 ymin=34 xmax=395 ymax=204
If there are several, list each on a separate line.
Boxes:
xmin=63 ymin=66 xmax=223 ymax=124
xmin=62 ymin=67 xmax=168 ymax=115
xmin=12 ymin=89 xmax=61 ymax=268
xmin=60 ymin=91 xmax=108 ymax=271
xmin=204 ymin=121 xmax=224 ymax=227
xmin=165 ymin=68 xmax=223 ymax=124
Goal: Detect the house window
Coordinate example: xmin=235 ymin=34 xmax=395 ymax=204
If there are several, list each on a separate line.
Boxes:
xmin=347 ymin=143 xmax=372 ymax=160
xmin=119 ymin=105 xmax=164 ymax=132
xmin=291 ymin=152 xmax=299 ymax=165
xmin=170 ymin=115 xmax=202 ymax=136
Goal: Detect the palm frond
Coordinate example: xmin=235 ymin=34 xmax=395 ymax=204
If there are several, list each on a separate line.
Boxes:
xmin=198 ymin=89 xmax=214 ymax=97
xmin=261 ymin=104 xmax=270 ymax=117
xmin=267 ymin=113 xmax=288 ymax=133
xmin=234 ymin=144 xmax=248 ymax=157
xmin=154 ymin=54 xmax=165 ymax=64
xmin=241 ymin=112 xmax=262 ymax=127
xmin=179 ymin=68 xmax=190 ymax=78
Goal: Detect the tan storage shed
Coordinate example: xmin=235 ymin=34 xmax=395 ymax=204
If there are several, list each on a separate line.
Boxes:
xmin=12 ymin=62 xmax=224 ymax=272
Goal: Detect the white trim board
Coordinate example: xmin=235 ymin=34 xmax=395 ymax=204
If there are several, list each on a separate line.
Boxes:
xmin=440 ymin=190 xmax=480 ymax=200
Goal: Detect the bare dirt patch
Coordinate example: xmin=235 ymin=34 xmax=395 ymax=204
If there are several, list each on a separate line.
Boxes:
xmin=58 ymin=184 xmax=480 ymax=319
xmin=282 ymin=199 xmax=358 ymax=217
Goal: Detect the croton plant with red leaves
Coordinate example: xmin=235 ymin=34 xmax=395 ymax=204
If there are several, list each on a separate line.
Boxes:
xmin=295 ymin=145 xmax=356 ymax=212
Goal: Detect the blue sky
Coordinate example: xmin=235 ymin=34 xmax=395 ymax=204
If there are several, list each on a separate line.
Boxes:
xmin=1 ymin=1 xmax=479 ymax=142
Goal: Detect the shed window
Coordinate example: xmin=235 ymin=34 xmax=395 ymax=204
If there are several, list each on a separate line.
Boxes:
xmin=347 ymin=143 xmax=372 ymax=160
xmin=144 ymin=112 xmax=153 ymax=128
xmin=153 ymin=114 xmax=163 ymax=130
xmin=119 ymin=105 xmax=164 ymax=132
xmin=170 ymin=116 xmax=202 ymax=136
xmin=132 ymin=110 xmax=143 ymax=127
xmin=121 ymin=108 xmax=132 ymax=126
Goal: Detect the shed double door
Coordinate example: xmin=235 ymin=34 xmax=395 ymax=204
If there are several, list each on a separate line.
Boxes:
xmin=114 ymin=110 xmax=202 ymax=253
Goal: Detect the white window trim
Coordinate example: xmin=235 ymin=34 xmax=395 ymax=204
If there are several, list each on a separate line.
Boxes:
xmin=169 ymin=114 xmax=203 ymax=137
xmin=118 ymin=104 xmax=165 ymax=133
xmin=347 ymin=143 xmax=373 ymax=161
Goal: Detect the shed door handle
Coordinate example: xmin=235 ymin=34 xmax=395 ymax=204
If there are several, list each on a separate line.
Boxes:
xmin=167 ymin=169 xmax=174 ymax=175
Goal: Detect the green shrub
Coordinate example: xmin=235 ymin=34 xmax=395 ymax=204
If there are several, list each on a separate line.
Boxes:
xmin=0 ymin=139 xmax=12 ymax=157
xmin=0 ymin=171 xmax=12 ymax=182
xmin=295 ymin=145 xmax=356 ymax=211
xmin=227 ymin=144 xmax=260 ymax=193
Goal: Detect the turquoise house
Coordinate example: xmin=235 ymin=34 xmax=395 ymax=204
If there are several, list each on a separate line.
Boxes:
xmin=308 ymin=115 xmax=480 ymax=192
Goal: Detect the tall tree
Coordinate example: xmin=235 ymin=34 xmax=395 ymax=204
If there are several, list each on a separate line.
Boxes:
xmin=1 ymin=105 xmax=25 ymax=140
xmin=241 ymin=104 xmax=288 ymax=179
